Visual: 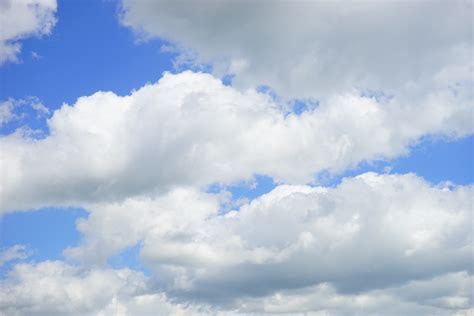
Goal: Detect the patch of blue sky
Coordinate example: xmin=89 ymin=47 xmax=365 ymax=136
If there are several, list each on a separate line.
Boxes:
xmin=0 ymin=98 xmax=51 ymax=137
xmin=207 ymin=175 xmax=275 ymax=201
xmin=221 ymin=74 xmax=235 ymax=86
xmin=0 ymin=207 xmax=87 ymax=276
xmin=360 ymin=89 xmax=393 ymax=103
xmin=289 ymin=98 xmax=319 ymax=115
xmin=226 ymin=175 xmax=276 ymax=201
xmin=391 ymin=135 xmax=473 ymax=185
xmin=0 ymin=0 xmax=174 ymax=116
xmin=316 ymin=135 xmax=473 ymax=187
xmin=108 ymin=243 xmax=152 ymax=276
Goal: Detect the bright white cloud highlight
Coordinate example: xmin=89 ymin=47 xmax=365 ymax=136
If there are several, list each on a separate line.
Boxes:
xmin=0 ymin=0 xmax=57 ymax=65
xmin=0 ymin=71 xmax=472 ymax=212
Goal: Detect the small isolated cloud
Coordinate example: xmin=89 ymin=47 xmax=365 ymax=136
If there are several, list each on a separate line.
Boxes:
xmin=0 ymin=96 xmax=50 ymax=127
xmin=0 ymin=245 xmax=31 ymax=267
xmin=30 ymin=51 xmax=41 ymax=60
xmin=0 ymin=0 xmax=57 ymax=65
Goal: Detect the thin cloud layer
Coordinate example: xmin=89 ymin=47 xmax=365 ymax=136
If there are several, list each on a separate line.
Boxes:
xmin=0 ymin=71 xmax=471 ymax=212
xmin=0 ymin=0 xmax=57 ymax=65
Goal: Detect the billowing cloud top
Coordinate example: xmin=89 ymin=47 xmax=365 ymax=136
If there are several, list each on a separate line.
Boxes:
xmin=1 ymin=71 xmax=471 ymax=212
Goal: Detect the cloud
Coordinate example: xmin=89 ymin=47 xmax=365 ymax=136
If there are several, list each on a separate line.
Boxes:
xmin=0 ymin=0 xmax=57 ymax=65
xmin=119 ymin=0 xmax=473 ymax=99
xmin=0 ymin=261 xmax=210 ymax=316
xmin=235 ymin=272 xmax=473 ymax=315
xmin=0 ymin=97 xmax=50 ymax=127
xmin=1 ymin=261 xmax=471 ymax=315
xmin=0 ymin=71 xmax=471 ymax=212
xmin=63 ymin=173 xmax=472 ymax=313
xmin=1 ymin=2 xmax=471 ymax=315
xmin=0 ymin=245 xmax=30 ymax=266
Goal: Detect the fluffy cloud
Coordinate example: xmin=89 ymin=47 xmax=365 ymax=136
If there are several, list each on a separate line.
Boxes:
xmin=119 ymin=0 xmax=472 ymax=99
xmin=0 ymin=0 xmax=57 ymax=65
xmin=236 ymin=271 xmax=473 ymax=315
xmin=64 ymin=173 xmax=472 ymax=313
xmin=1 ymin=173 xmax=471 ymax=315
xmin=0 ymin=261 xmax=210 ymax=316
xmin=0 ymin=71 xmax=471 ymax=212
xmin=1 ymin=261 xmax=471 ymax=315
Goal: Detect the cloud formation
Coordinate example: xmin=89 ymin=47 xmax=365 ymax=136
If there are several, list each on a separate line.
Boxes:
xmin=2 ymin=173 xmax=471 ymax=315
xmin=1 ymin=1 xmax=472 ymax=314
xmin=1 ymin=71 xmax=471 ymax=212
xmin=119 ymin=0 xmax=472 ymax=99
xmin=0 ymin=261 xmax=210 ymax=316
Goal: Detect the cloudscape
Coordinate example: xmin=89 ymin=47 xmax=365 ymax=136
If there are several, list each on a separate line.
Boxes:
xmin=0 ymin=0 xmax=472 ymax=315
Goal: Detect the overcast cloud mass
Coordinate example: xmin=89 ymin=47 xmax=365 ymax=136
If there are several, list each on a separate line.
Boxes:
xmin=0 ymin=0 xmax=473 ymax=315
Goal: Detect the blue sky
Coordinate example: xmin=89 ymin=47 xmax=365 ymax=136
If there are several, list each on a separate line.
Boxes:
xmin=0 ymin=1 xmax=472 ymax=315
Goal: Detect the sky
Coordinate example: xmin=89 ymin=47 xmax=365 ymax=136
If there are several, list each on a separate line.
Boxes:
xmin=0 ymin=0 xmax=472 ymax=315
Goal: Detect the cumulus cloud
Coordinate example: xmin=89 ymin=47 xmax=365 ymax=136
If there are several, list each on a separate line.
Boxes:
xmin=1 ymin=261 xmax=471 ymax=315
xmin=0 ymin=0 xmax=57 ymax=65
xmin=0 ymin=260 xmax=211 ymax=316
xmin=62 ymin=172 xmax=472 ymax=313
xmin=119 ymin=0 xmax=473 ymax=99
xmin=0 ymin=72 xmax=471 ymax=212
xmin=1 ymin=1 xmax=472 ymax=315
xmin=235 ymin=272 xmax=473 ymax=315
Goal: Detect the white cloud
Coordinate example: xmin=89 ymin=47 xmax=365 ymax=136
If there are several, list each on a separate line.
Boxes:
xmin=0 ymin=0 xmax=57 ymax=65
xmin=0 ymin=245 xmax=30 ymax=266
xmin=1 ymin=260 xmax=471 ymax=315
xmin=0 ymin=261 xmax=210 ymax=316
xmin=0 ymin=97 xmax=50 ymax=127
xmin=0 ymin=71 xmax=471 ymax=212
xmin=1 ymin=2 xmax=471 ymax=315
xmin=63 ymin=172 xmax=472 ymax=313
xmin=235 ymin=271 xmax=473 ymax=315
xmin=119 ymin=0 xmax=473 ymax=99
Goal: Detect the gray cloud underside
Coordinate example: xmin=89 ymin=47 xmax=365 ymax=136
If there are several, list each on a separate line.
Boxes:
xmin=120 ymin=0 xmax=472 ymax=99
